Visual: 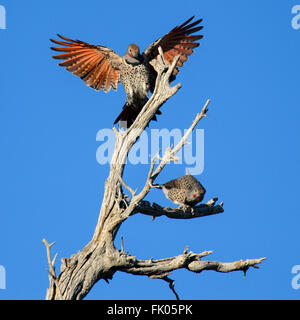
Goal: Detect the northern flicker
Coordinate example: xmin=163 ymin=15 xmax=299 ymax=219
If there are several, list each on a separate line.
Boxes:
xmin=50 ymin=16 xmax=203 ymax=127
xmin=156 ymin=174 xmax=206 ymax=212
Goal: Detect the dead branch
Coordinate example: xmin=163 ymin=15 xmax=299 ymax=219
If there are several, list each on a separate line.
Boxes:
xmin=43 ymin=47 xmax=265 ymax=300
xmin=120 ymin=250 xmax=266 ymax=278
xmin=134 ymin=198 xmax=224 ymax=219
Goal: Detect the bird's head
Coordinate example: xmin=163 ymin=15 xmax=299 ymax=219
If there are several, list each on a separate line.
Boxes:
xmin=127 ymin=44 xmax=140 ymax=58
xmin=125 ymin=44 xmax=142 ymax=64
xmin=187 ymin=188 xmax=205 ymax=203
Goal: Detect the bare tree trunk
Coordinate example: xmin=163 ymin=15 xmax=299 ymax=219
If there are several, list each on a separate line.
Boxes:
xmin=43 ymin=49 xmax=266 ymax=300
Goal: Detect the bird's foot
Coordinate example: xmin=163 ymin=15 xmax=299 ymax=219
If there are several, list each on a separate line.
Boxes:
xmin=178 ymin=204 xmax=194 ymax=214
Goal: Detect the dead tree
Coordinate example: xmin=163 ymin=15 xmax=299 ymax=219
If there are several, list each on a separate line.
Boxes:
xmin=43 ymin=49 xmax=266 ymax=300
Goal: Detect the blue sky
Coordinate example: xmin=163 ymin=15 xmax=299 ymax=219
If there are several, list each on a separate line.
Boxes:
xmin=0 ymin=0 xmax=300 ymax=300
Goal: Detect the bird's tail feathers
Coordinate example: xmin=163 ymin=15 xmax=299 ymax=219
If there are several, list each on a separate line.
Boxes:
xmin=113 ymin=102 xmax=139 ymax=128
xmin=113 ymin=102 xmax=162 ymax=128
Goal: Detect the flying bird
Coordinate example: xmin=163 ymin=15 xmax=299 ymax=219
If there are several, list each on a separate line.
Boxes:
xmin=155 ymin=174 xmax=206 ymax=212
xmin=50 ymin=17 xmax=203 ymax=127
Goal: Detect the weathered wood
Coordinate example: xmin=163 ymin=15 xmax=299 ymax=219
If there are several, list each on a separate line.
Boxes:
xmin=43 ymin=48 xmax=265 ymax=300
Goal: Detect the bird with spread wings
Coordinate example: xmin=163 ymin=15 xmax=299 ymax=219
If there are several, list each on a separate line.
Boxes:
xmin=50 ymin=16 xmax=203 ymax=127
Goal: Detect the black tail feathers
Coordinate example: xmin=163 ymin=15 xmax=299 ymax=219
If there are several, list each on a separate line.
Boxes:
xmin=113 ymin=102 xmax=162 ymax=128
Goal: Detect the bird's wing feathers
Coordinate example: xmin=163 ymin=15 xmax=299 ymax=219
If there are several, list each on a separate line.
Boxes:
xmin=144 ymin=16 xmax=203 ymax=78
xmin=163 ymin=177 xmax=184 ymax=190
xmin=50 ymin=34 xmax=122 ymax=92
xmin=163 ymin=175 xmax=202 ymax=190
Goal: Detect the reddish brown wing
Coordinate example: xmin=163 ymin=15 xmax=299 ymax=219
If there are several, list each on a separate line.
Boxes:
xmin=144 ymin=16 xmax=203 ymax=81
xmin=50 ymin=35 xmax=122 ymax=92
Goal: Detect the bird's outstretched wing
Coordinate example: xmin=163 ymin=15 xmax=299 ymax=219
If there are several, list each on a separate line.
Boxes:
xmin=144 ymin=16 xmax=203 ymax=85
xmin=50 ymin=34 xmax=122 ymax=92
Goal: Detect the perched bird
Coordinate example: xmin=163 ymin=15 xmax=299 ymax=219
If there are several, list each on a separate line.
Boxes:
xmin=156 ymin=174 xmax=206 ymax=212
xmin=50 ymin=16 xmax=203 ymax=127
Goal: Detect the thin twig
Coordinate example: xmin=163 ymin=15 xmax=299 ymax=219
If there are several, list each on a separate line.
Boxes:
xmin=42 ymin=239 xmax=63 ymax=300
xmin=42 ymin=239 xmax=56 ymax=277
xmin=163 ymin=276 xmax=180 ymax=300
xmin=121 ymin=236 xmax=124 ymax=253
xmin=151 ymin=99 xmax=210 ymax=181
xmin=119 ymin=175 xmax=136 ymax=198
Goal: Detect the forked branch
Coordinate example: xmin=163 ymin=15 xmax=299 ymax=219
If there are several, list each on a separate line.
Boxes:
xmin=43 ymin=47 xmax=265 ymax=300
